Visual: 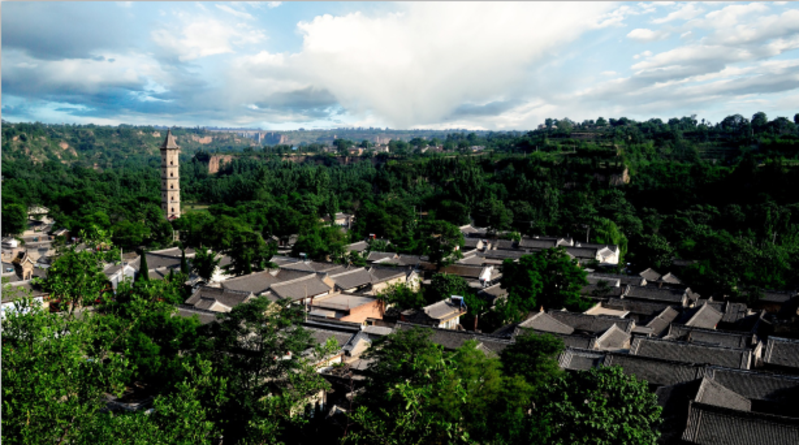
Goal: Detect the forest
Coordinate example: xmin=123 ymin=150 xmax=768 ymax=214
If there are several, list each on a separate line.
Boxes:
xmin=3 ymin=111 xmax=799 ymax=444
xmin=3 ymin=112 xmax=799 ymax=300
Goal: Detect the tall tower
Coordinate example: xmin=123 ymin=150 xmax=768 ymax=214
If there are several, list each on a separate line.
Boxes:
xmin=160 ymin=129 xmax=181 ymax=220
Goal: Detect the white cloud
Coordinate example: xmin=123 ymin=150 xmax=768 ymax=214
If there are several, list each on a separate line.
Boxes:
xmin=627 ymin=28 xmax=670 ymax=42
xmin=215 ymin=4 xmax=254 ymax=20
xmin=652 ymin=3 xmax=703 ymax=24
xmin=116 ymin=2 xmax=132 ymax=8
xmin=600 ymin=71 xmax=618 ymax=76
xmin=233 ymin=3 xmax=614 ymax=127
xmin=633 ymin=50 xmax=653 ymax=60
xmin=152 ymin=16 xmax=265 ymax=61
xmin=266 ymin=1 xmax=282 ymax=8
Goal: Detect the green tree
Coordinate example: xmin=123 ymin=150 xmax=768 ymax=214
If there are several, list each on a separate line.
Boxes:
xmin=500 ymin=330 xmax=564 ymax=390
xmin=38 ymin=247 xmax=108 ymax=314
xmin=201 ymin=297 xmax=335 ymax=444
xmin=192 ymin=247 xmax=221 ymax=282
xmin=474 ymin=196 xmax=513 ymax=234
xmin=421 ymin=219 xmax=464 ymax=270
xmin=2 ymin=202 xmax=27 ymax=236
xmin=500 ymin=247 xmax=589 ymax=320
xmin=181 ymin=248 xmax=189 ymax=275
xmin=225 ymin=230 xmax=275 ymax=276
xmin=533 ymin=366 xmax=662 ymax=445
xmin=427 ymin=273 xmax=470 ymax=304
xmin=376 ymin=283 xmax=425 ymax=310
xmin=139 ymin=250 xmax=150 ymax=282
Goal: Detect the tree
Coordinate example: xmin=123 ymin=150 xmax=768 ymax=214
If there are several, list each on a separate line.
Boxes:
xmin=500 ymin=330 xmax=564 ymax=390
xmin=427 ymin=273 xmax=470 ymax=305
xmin=38 ymin=247 xmax=108 ymax=314
xmin=533 ymin=366 xmax=662 ymax=445
xmin=421 ymin=219 xmax=464 ymax=270
xmin=474 ymin=195 xmax=513 ymax=234
xmin=794 ymin=113 xmax=799 ymax=126
xmin=350 ymin=327 xmax=475 ymax=445
xmin=500 ymin=247 xmax=589 ymax=320
xmin=225 ymin=230 xmax=275 ymax=276
xmin=139 ymin=249 xmax=150 ymax=282
xmin=2 ymin=202 xmax=27 ymax=236
xmin=751 ymin=111 xmax=768 ymax=133
xmin=376 ymin=283 xmax=425 ymax=310
xmin=636 ymin=232 xmax=673 ymax=270
xmin=192 ymin=247 xmax=221 ymax=283
xmin=181 ymin=248 xmax=189 ymax=275
xmin=200 ymin=297 xmax=335 ymax=444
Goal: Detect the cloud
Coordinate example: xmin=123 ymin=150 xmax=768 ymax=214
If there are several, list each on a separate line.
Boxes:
xmin=652 ymin=3 xmax=703 ymax=24
xmin=215 ymin=4 xmax=254 ymax=20
xmin=267 ymin=1 xmax=282 ymax=8
xmin=233 ymin=2 xmax=614 ymax=127
xmin=633 ymin=50 xmax=653 ymax=60
xmin=152 ymin=16 xmax=265 ymax=61
xmin=601 ymin=71 xmax=618 ymax=76
xmin=627 ymin=28 xmax=670 ymax=42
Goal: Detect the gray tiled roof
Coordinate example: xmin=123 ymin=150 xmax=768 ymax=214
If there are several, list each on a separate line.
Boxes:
xmin=304 ymin=327 xmax=355 ymax=349
xmin=492 ymin=239 xmax=517 ymax=251
xmin=604 ymin=297 xmax=672 ymax=317
xmin=514 ymin=327 xmax=596 ymax=349
xmin=602 ymin=352 xmax=706 ymax=386
xmin=624 ymin=286 xmax=687 ymax=305
xmin=270 ymin=274 xmax=333 ymax=301
xmin=764 ymin=337 xmax=799 ymax=369
xmin=682 ymin=304 xmax=723 ymax=329
xmin=682 ymin=401 xmax=799 ymax=445
xmin=580 ymin=284 xmax=625 ymax=298
xmin=518 ymin=238 xmax=558 ymax=250
xmin=630 ymin=337 xmax=751 ymax=369
xmin=346 ymin=241 xmax=368 ymax=252
xmin=421 ymin=299 xmax=466 ymax=320
xmin=695 ymin=377 xmax=751 ymax=411
xmin=704 ymin=366 xmax=799 ymax=403
xmin=311 ymin=293 xmax=377 ymax=311
xmin=518 ymin=312 xmax=575 ymax=335
xmin=759 ymin=290 xmax=796 ymax=303
xmin=589 ymin=273 xmax=647 ymax=287
xmin=221 ymin=270 xmax=284 ymax=295
xmin=660 ymin=272 xmax=682 ymax=285
xmin=394 ymin=322 xmax=513 ymax=356
xmin=368 ymin=266 xmax=408 ymax=284
xmin=176 ymin=307 xmax=220 ymax=325
xmin=479 ymin=250 xmax=526 ymax=261
xmin=184 ymin=286 xmax=255 ymax=312
xmin=594 ymin=324 xmax=631 ymax=351
xmin=563 ymin=247 xmax=598 ymax=259
xmin=329 ymin=268 xmax=373 ymax=290
xmin=439 ymin=264 xmax=488 ymax=280
xmin=559 ymin=348 xmax=606 ymax=371
xmin=645 ymin=306 xmax=680 ymax=337
xmin=639 ymin=268 xmax=662 ymax=282
xmin=666 ymin=325 xmax=753 ymax=349
xmin=547 ymin=310 xmax=634 ymax=334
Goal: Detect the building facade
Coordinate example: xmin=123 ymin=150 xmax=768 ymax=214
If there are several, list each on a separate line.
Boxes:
xmin=160 ymin=129 xmax=181 ymax=220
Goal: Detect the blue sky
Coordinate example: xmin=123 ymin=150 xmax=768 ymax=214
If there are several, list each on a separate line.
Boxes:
xmin=3 ymin=1 xmax=799 ymax=130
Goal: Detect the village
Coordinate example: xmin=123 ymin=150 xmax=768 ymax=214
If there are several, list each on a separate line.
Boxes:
xmin=3 ymin=190 xmax=799 ymax=443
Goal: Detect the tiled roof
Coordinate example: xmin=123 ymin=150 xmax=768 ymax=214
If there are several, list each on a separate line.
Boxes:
xmin=666 ymin=324 xmax=753 ymax=349
xmin=329 ymin=268 xmax=373 ymax=290
xmin=682 ymin=401 xmax=799 ymax=445
xmin=221 ymin=270 xmax=284 ymax=294
xmin=630 ymin=337 xmax=751 ymax=369
xmin=439 ymin=264 xmax=488 ymax=280
xmin=682 ymin=304 xmax=723 ymax=329
xmin=594 ymin=324 xmax=631 ymax=351
xmin=580 ymin=284 xmax=625 ymax=298
xmin=368 ymin=266 xmax=408 ymax=284
xmin=176 ymin=307 xmax=220 ymax=325
xmin=184 ymin=286 xmax=254 ymax=312
xmin=462 ymin=238 xmax=483 ymax=249
xmin=721 ymin=302 xmax=748 ymax=324
xmin=346 ymin=241 xmax=368 ymax=252
xmin=547 ymin=310 xmax=634 ymax=334
xmin=704 ymin=366 xmax=799 ymax=403
xmin=602 ymin=352 xmax=706 ymax=386
xmin=645 ymin=306 xmax=680 ymax=337
xmin=394 ymin=322 xmax=513 ymax=356
xmin=518 ymin=312 xmax=575 ymax=335
xmin=311 ymin=293 xmax=377 ymax=311
xmin=639 ymin=268 xmax=662 ymax=282
xmin=558 ymin=348 xmax=606 ymax=371
xmin=563 ymin=247 xmax=598 ymax=260
xmin=492 ymin=239 xmax=517 ymax=251
xmin=764 ymin=337 xmax=799 ymax=369
xmin=478 ymin=250 xmax=526 ymax=261
xmin=518 ymin=238 xmax=558 ymax=250
xmin=695 ymin=377 xmax=751 ymax=411
xmin=304 ymin=327 xmax=355 ymax=349
xmin=270 ymin=274 xmax=333 ymax=301
xmin=759 ymin=290 xmax=796 ymax=303
xmin=624 ymin=286 xmax=687 ymax=305
xmin=422 ymin=299 xmax=466 ymax=320
xmin=589 ymin=273 xmax=647 ymax=287
xmin=604 ymin=297 xmax=672 ymax=317
xmin=660 ymin=272 xmax=683 ymax=285
xmin=160 ymin=129 xmax=180 ymax=149
xmin=514 ymin=327 xmax=596 ymax=349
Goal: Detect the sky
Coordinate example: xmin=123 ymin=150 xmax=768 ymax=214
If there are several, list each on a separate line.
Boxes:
xmin=3 ymin=1 xmax=799 ymax=131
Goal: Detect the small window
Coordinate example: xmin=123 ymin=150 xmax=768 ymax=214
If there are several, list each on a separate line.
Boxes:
xmin=170 ymin=161 xmax=174 ymax=165
xmin=171 ymin=208 xmax=174 ymax=212
xmin=170 ymin=172 xmax=173 ymax=177
xmin=171 ymin=185 xmax=174 ymax=189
